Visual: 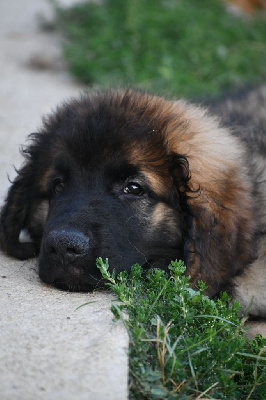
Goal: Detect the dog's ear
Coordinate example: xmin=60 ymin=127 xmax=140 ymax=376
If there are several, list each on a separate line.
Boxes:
xmin=168 ymin=102 xmax=256 ymax=296
xmin=0 ymin=162 xmax=45 ymax=260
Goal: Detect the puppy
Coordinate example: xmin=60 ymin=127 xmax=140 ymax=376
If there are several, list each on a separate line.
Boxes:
xmin=0 ymin=88 xmax=265 ymax=316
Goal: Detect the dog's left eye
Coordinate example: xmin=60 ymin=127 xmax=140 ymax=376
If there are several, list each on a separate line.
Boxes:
xmin=123 ymin=182 xmax=144 ymax=196
xmin=53 ymin=178 xmax=65 ymax=194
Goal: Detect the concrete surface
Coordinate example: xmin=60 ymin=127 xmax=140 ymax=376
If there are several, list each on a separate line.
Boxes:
xmin=0 ymin=1 xmax=128 ymax=399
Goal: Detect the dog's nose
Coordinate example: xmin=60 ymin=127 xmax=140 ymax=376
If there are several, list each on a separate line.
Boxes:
xmin=45 ymin=229 xmax=89 ymax=263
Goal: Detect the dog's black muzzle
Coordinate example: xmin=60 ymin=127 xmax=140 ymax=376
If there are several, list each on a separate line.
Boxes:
xmin=39 ymin=228 xmax=101 ymax=291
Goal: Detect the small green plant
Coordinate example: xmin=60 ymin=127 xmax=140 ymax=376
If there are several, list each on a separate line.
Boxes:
xmin=56 ymin=0 xmax=266 ymax=97
xmin=97 ymin=257 xmax=266 ymax=399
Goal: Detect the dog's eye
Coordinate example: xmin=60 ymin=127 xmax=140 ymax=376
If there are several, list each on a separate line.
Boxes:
xmin=53 ymin=178 xmax=64 ymax=194
xmin=123 ymin=183 xmax=144 ymax=196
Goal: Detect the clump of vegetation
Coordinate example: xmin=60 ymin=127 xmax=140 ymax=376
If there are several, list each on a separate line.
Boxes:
xmin=97 ymin=258 xmax=266 ymax=399
xmin=56 ymin=0 xmax=266 ymax=97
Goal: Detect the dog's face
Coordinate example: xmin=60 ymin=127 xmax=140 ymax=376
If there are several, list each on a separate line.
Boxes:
xmin=0 ymin=90 xmax=256 ymax=295
xmin=27 ymin=91 xmax=185 ymax=291
xmin=38 ymin=128 xmax=183 ymax=291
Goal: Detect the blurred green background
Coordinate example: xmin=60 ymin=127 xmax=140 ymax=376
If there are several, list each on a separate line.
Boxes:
xmin=57 ymin=0 xmax=266 ymax=97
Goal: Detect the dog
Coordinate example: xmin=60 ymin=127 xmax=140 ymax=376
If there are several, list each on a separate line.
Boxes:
xmin=0 ymin=88 xmax=265 ymax=317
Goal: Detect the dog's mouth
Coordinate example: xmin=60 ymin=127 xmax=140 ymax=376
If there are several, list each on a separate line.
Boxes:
xmin=39 ymin=258 xmax=106 ymax=292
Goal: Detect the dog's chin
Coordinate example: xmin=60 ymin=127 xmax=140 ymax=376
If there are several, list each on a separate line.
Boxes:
xmin=52 ymin=280 xmax=96 ymax=292
xmin=42 ymin=275 xmax=106 ymax=292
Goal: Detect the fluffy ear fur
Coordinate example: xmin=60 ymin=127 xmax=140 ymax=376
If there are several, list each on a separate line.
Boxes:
xmin=0 ymin=162 xmax=45 ymax=260
xmin=168 ymin=101 xmax=257 ymax=296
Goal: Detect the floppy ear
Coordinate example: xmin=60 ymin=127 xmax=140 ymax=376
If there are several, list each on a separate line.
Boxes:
xmin=168 ymin=101 xmax=256 ymax=296
xmin=0 ymin=162 xmax=45 ymax=260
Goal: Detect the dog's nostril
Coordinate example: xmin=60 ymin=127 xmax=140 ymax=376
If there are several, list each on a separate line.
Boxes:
xmin=66 ymin=247 xmax=82 ymax=256
xmin=66 ymin=247 xmax=75 ymax=254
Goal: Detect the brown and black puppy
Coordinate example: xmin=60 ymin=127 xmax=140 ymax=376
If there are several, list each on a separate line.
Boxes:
xmin=0 ymin=88 xmax=265 ymax=316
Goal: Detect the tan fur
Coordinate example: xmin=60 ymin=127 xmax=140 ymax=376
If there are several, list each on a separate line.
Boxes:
xmin=152 ymin=203 xmax=168 ymax=226
xmin=151 ymin=203 xmax=182 ymax=237
xmin=31 ymin=201 xmax=49 ymax=229
xmin=141 ymin=170 xmax=169 ymax=196
xmin=233 ymin=154 xmax=266 ymax=316
xmin=233 ymin=244 xmax=266 ymax=317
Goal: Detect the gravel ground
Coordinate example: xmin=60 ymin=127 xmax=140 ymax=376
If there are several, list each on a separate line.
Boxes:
xmin=0 ymin=1 xmax=128 ymax=399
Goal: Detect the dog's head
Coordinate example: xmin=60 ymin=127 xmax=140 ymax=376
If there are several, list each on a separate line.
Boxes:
xmin=0 ymin=89 xmax=256 ymax=294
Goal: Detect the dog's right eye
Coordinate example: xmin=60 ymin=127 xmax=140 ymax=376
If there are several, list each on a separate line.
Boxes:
xmin=123 ymin=182 xmax=144 ymax=196
xmin=53 ymin=178 xmax=65 ymax=194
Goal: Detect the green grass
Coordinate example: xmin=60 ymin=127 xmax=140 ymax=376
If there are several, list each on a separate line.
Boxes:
xmin=96 ymin=258 xmax=266 ymax=399
xmin=56 ymin=0 xmax=266 ymax=97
